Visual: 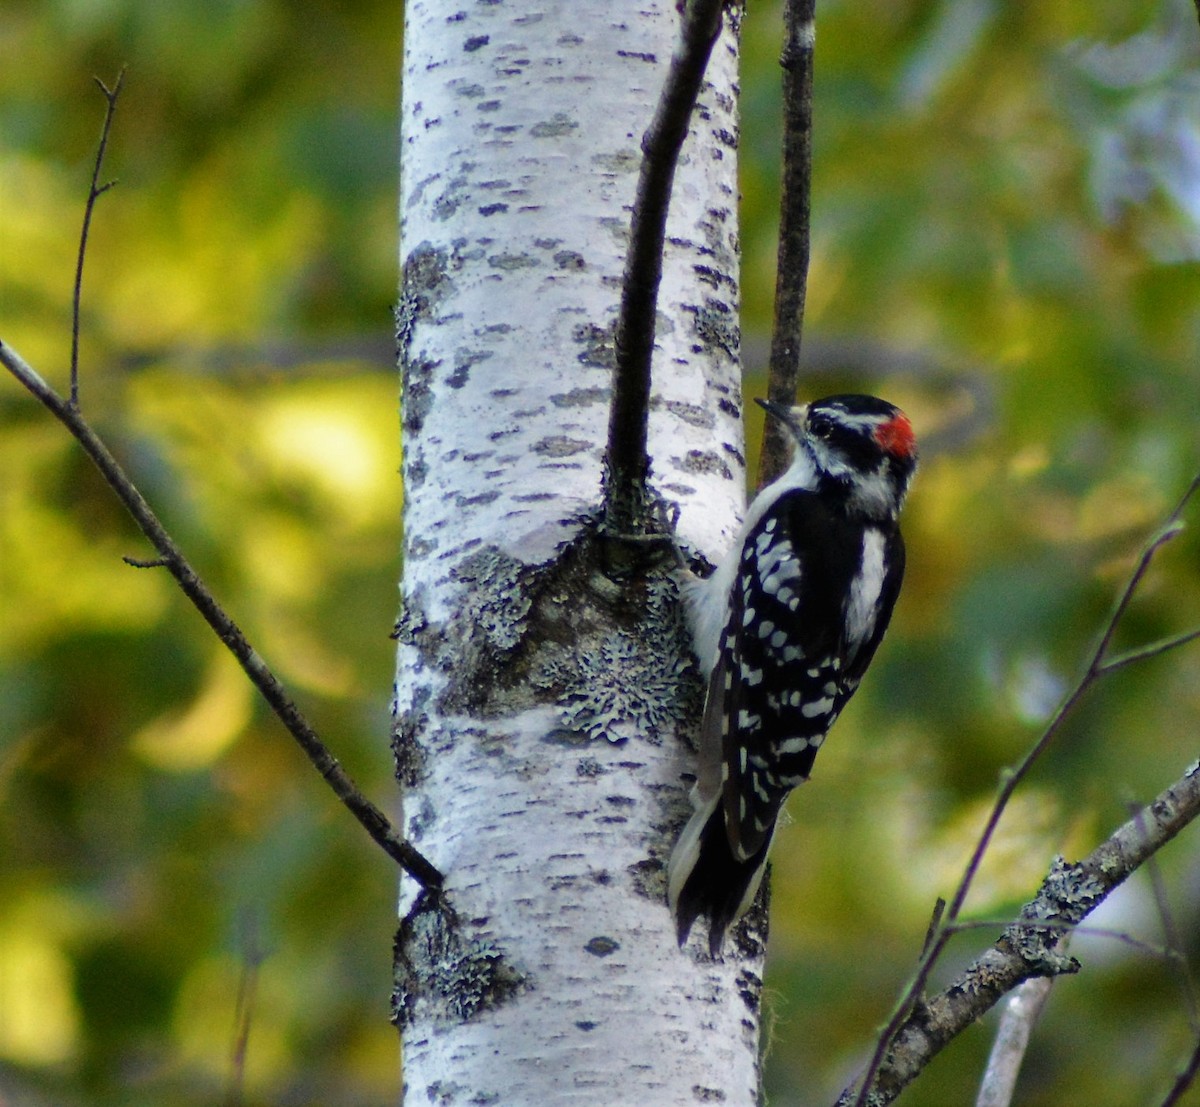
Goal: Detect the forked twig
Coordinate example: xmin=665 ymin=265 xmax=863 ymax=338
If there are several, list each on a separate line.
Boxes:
xmin=942 ymin=480 xmax=1198 ymax=934
xmin=72 ymin=68 xmax=126 ymax=408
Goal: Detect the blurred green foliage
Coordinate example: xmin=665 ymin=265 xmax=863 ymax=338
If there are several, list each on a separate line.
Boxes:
xmin=2 ymin=1 xmax=405 ymax=1104
xmin=2 ymin=1 xmax=1200 ymax=1105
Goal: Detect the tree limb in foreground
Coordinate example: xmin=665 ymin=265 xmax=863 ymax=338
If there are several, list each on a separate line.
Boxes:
xmin=759 ymin=0 xmax=815 ymax=488
xmin=604 ymin=0 xmax=725 ymax=535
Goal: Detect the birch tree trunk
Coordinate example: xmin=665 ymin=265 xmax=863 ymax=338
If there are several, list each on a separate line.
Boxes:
xmin=393 ymin=4 xmax=759 ymax=1102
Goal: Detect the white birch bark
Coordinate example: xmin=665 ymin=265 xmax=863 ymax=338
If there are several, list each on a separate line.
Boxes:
xmin=394 ymin=4 xmax=760 ymax=1103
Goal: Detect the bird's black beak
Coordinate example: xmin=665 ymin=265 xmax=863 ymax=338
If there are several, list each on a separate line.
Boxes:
xmin=755 ymin=398 xmax=788 ymax=421
xmin=756 ymin=398 xmax=805 ymax=430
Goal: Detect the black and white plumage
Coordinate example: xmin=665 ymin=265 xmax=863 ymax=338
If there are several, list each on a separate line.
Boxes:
xmin=668 ymin=394 xmax=918 ymax=955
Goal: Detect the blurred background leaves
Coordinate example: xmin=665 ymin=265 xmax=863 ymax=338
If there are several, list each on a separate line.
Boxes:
xmin=2 ymin=0 xmax=1200 ymax=1104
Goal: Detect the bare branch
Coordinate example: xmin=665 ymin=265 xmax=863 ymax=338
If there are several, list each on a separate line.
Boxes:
xmin=72 ymin=68 xmax=126 ymax=408
xmin=604 ymin=0 xmax=725 ymax=535
xmin=104 ymin=331 xmax=1001 ymax=461
xmin=123 ymin=555 xmax=170 ymax=569
xmin=838 ymin=763 xmax=1200 ymax=1106
xmin=0 ymin=338 xmax=444 ymax=891
xmin=759 ymin=0 xmax=815 ymax=488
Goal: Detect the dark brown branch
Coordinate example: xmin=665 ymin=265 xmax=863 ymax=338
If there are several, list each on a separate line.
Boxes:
xmin=107 ymin=332 xmax=1000 ymax=458
xmin=72 ymin=69 xmax=125 ymax=408
xmin=849 ymin=472 xmax=1200 ymax=1105
xmin=758 ymin=0 xmax=815 ymax=489
xmin=604 ymin=0 xmax=725 ymax=535
xmin=838 ymin=764 xmax=1200 ymax=1106
xmin=0 ymin=338 xmax=444 ymax=892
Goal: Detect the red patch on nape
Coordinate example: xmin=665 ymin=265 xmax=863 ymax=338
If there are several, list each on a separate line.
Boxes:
xmin=874 ymin=412 xmax=916 ymax=458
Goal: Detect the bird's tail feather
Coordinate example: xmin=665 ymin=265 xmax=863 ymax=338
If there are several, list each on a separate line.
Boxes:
xmin=667 ymin=795 xmax=774 ymax=956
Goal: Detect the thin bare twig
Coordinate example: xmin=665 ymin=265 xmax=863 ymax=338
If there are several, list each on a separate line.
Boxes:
xmin=124 ymin=555 xmax=170 ymax=569
xmin=848 ymin=473 xmax=1200 ymax=1106
xmin=947 ymin=484 xmax=1196 ymax=929
xmin=1142 ymin=811 xmax=1200 ymax=1107
xmin=1096 ymin=625 xmax=1200 ymax=676
xmin=0 ymin=338 xmax=444 ymax=891
xmin=72 ymin=68 xmax=125 ymax=408
xmin=944 ymin=917 xmax=1191 ymax=965
xmin=1161 ymin=1037 xmax=1200 ymax=1107
xmin=1142 ymin=818 xmax=1200 ymax=1034
xmin=7 ymin=77 xmax=442 ymax=889
xmin=759 ymin=0 xmax=815 ymax=488
xmin=920 ymin=896 xmax=946 ymax=957
xmin=224 ymin=908 xmax=265 ymax=1107
xmin=604 ymin=0 xmax=725 ymax=535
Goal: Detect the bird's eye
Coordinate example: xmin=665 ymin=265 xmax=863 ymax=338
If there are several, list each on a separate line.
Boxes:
xmin=809 ymin=413 xmax=834 ymax=439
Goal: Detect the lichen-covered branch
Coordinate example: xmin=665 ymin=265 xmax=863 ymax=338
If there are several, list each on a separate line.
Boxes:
xmin=838 ymin=764 xmax=1200 ymax=1106
xmin=604 ymin=0 xmax=725 ymax=534
xmin=0 ymin=338 xmax=443 ymax=891
xmin=759 ymin=0 xmax=815 ymax=488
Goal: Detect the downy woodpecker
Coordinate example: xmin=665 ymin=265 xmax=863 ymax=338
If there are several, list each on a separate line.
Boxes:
xmin=668 ymin=394 xmax=918 ymax=955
